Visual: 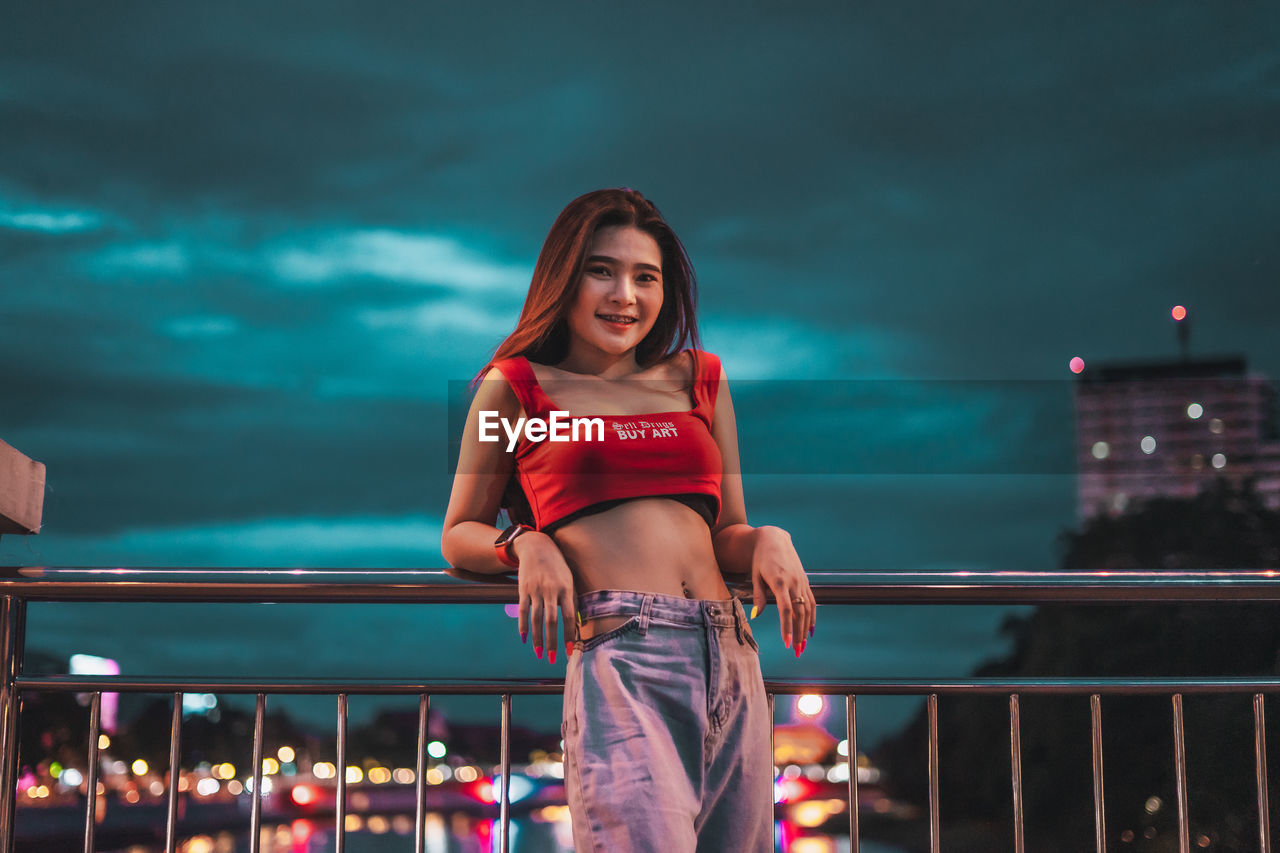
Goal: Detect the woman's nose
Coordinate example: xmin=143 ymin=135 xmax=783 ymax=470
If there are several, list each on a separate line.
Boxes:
xmin=609 ymin=276 xmax=637 ymax=304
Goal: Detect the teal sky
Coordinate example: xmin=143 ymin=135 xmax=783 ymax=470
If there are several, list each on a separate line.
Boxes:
xmin=2 ymin=1 xmax=1278 ymax=742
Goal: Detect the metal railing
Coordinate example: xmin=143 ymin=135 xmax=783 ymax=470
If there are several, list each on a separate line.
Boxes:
xmin=4 ymin=566 xmax=1280 ymax=853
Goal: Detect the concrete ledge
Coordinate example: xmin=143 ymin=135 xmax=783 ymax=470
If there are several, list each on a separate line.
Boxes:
xmin=0 ymin=439 xmax=45 ymax=535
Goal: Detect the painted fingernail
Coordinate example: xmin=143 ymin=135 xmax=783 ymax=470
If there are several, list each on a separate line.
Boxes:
xmin=784 ymin=633 xmax=791 ymax=650
xmin=535 ymin=646 xmax=543 ymax=659
xmin=566 ymin=642 xmax=575 ymax=656
xmin=810 ymin=624 xmax=815 ymax=637
xmin=521 ymin=630 xmax=527 ymax=644
xmin=798 ymin=640 xmax=806 ymax=655
xmin=549 ymin=649 xmax=556 ymax=664
xmin=750 ymin=605 xmax=760 ymax=620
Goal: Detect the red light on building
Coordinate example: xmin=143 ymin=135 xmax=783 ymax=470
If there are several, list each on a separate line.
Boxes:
xmin=290 ymin=784 xmax=318 ymax=807
xmin=1171 ymin=305 xmax=1187 ymax=321
xmin=777 ymin=777 xmax=818 ymax=803
xmin=465 ymin=779 xmax=496 ymax=804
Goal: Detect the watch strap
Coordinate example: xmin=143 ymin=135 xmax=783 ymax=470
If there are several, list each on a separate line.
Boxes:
xmin=494 ymin=523 xmax=533 ymax=568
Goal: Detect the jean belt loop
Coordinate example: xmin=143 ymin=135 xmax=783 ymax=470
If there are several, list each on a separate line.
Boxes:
xmin=638 ymin=594 xmax=653 ymax=635
xmin=733 ymin=598 xmax=747 ymax=646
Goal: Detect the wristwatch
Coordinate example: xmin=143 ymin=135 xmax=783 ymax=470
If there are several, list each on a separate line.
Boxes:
xmin=494 ymin=523 xmax=534 ymax=568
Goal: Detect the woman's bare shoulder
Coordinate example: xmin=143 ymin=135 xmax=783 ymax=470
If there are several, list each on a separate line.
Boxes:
xmin=473 ymin=365 xmax=521 ymax=410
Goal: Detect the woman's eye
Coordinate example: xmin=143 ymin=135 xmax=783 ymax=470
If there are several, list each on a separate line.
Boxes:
xmin=588 ymin=265 xmax=611 ymax=276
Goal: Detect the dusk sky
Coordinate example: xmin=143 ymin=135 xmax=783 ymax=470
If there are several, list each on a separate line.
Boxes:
xmin=3 ymin=2 xmax=1278 ymax=743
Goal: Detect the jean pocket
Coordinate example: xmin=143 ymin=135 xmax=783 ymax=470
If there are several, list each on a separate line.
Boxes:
xmin=579 ymin=615 xmax=641 ymax=652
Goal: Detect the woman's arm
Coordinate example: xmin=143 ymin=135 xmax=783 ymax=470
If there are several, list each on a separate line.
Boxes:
xmin=709 ymin=363 xmax=815 ymax=653
xmin=441 ymin=367 xmax=576 ymax=661
xmin=441 ymin=367 xmax=528 ymax=573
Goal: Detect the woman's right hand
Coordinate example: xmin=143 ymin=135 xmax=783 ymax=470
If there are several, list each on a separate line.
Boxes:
xmin=513 ymin=532 xmax=577 ymax=664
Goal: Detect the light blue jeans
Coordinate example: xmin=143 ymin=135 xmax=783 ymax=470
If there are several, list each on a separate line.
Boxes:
xmin=562 ymin=590 xmax=773 ymax=853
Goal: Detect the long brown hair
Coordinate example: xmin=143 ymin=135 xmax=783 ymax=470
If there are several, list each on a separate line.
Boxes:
xmin=477 ymin=187 xmax=704 ymax=526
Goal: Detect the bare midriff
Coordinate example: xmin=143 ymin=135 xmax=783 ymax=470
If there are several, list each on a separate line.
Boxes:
xmin=551 ymin=496 xmax=732 ymax=640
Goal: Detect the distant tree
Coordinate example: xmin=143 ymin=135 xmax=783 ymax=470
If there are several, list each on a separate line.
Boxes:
xmin=121 ymin=698 xmax=317 ymax=773
xmin=345 ymin=708 xmax=557 ymax=768
xmin=873 ymin=478 xmax=1280 ymax=853
xmin=15 ymin=652 xmax=87 ymax=781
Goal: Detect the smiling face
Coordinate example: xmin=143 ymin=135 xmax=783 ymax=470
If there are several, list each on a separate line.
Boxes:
xmin=562 ymin=225 xmax=665 ymax=367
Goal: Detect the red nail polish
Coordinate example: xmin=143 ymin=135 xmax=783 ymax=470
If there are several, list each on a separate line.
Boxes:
xmin=798 ymin=640 xmax=806 ymax=655
xmin=549 ymin=649 xmax=557 ymax=664
xmin=784 ymin=635 xmax=791 ymax=650
xmin=535 ymin=646 xmax=543 ymax=659
xmin=566 ymin=642 xmax=575 ymax=656
xmin=521 ymin=630 xmax=528 ymax=644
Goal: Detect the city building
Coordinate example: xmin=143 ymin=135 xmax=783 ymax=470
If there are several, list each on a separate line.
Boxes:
xmin=1074 ymin=356 xmax=1280 ymax=518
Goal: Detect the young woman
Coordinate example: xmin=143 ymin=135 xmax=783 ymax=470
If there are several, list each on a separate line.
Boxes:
xmin=441 ymin=188 xmax=814 ymax=852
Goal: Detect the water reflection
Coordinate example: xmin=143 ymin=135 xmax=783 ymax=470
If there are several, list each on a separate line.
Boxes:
xmin=101 ymin=816 xmax=906 ymax=853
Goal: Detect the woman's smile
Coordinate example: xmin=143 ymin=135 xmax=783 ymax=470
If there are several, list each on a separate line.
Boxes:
xmin=596 ymin=312 xmax=639 ymax=330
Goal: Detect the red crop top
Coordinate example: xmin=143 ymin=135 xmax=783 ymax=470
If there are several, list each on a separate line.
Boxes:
xmin=492 ymin=349 xmax=724 ymax=532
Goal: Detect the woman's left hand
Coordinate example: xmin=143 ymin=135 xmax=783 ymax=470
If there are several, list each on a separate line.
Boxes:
xmin=749 ymin=526 xmax=814 ymax=655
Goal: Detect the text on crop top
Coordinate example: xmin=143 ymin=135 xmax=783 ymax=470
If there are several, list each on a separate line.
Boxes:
xmin=492 ymin=349 xmax=724 ymax=532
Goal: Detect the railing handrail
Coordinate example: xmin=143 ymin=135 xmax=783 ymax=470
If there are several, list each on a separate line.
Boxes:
xmin=17 ymin=674 xmax=1280 ymax=695
xmin=4 ymin=566 xmax=1280 ymax=603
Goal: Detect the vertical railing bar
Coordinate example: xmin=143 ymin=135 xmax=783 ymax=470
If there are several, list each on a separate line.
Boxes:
xmin=500 ymin=693 xmax=512 ymax=853
xmin=415 ymin=693 xmax=430 ymax=853
xmin=768 ymin=692 xmax=776 ymax=822
xmin=336 ymin=693 xmax=348 ymax=853
xmin=846 ymin=694 xmax=860 ymax=853
xmin=0 ymin=595 xmax=28 ymax=853
xmin=927 ymin=693 xmax=940 ymax=853
xmin=1256 ymin=693 xmax=1272 ymax=853
xmin=164 ymin=692 xmax=183 ymax=853
xmin=82 ymin=691 xmax=101 ymax=853
xmin=249 ymin=693 xmax=265 ymax=853
xmin=1091 ymin=693 xmax=1106 ymax=853
xmin=1173 ymin=693 xmax=1190 ymax=853
xmin=1010 ymin=693 xmax=1025 ymax=853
